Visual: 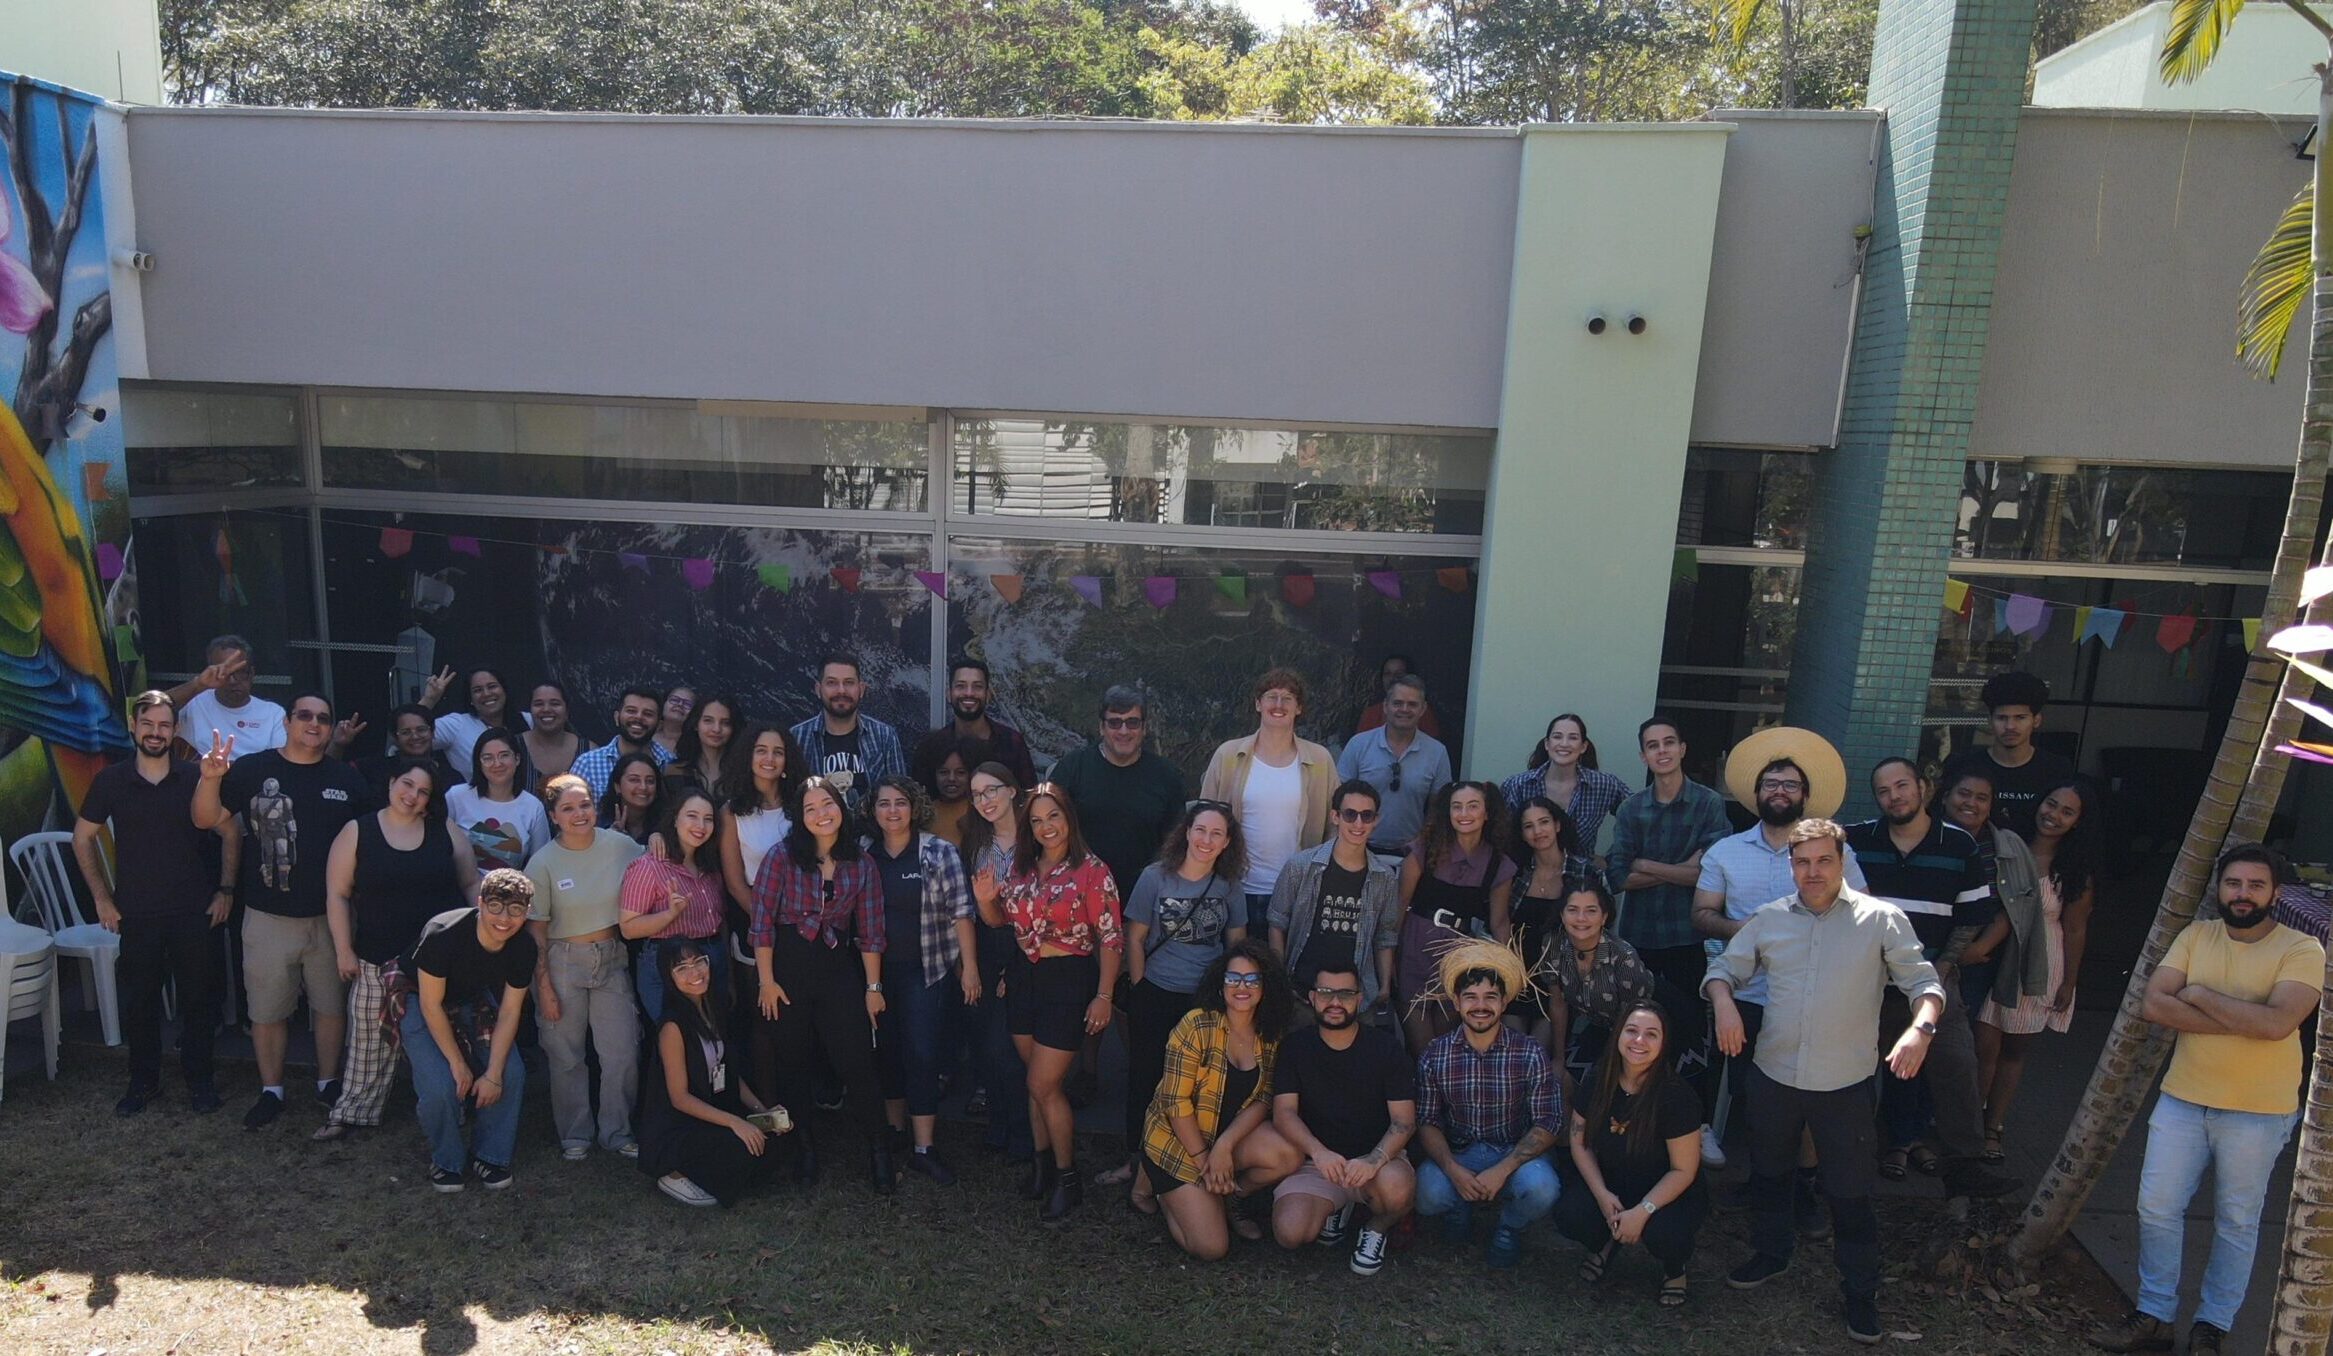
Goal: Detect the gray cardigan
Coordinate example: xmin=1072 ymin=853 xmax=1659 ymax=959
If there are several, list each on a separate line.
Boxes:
xmin=1266 ymin=840 xmax=1402 ymax=1008
xmin=1987 ymin=826 xmax=2056 ymax=1007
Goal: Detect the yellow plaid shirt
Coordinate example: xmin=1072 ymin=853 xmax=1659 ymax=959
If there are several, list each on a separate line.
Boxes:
xmin=1140 ymin=1009 xmax=1279 ymax=1184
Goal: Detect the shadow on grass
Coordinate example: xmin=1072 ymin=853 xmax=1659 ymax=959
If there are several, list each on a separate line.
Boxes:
xmin=0 ymin=1045 xmax=2112 ymax=1355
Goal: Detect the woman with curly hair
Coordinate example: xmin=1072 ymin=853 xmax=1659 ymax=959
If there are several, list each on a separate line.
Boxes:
xmin=1140 ymin=939 xmax=1303 ymax=1256
xmin=1397 ymin=781 xmax=1515 ymax=1054
xmin=1975 ymin=777 xmax=2100 ymax=1155
xmin=867 ymin=773 xmax=979 ymax=1185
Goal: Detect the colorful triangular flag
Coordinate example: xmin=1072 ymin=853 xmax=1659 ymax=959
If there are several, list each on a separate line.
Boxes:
xmin=95 ymin=542 xmax=123 ymax=582
xmin=991 ymin=574 xmax=1024 ymax=604
xmin=379 ymin=527 xmax=414 ymax=559
xmin=2158 ymin=613 xmax=2198 ymax=653
xmin=1436 ymin=567 xmax=1472 ymax=593
xmin=914 ymin=570 xmax=946 ymax=598
xmin=1144 ymin=576 xmax=1177 ymax=609
xmin=756 ymin=563 xmax=792 ymax=593
xmin=1281 ymin=573 xmax=1316 ymax=608
xmin=618 ymin=551 xmax=649 ymax=573
xmin=833 ymin=567 xmax=862 ymax=593
xmin=2082 ymin=607 xmax=2126 ymax=648
xmin=681 ymin=558 xmax=715 ymax=591
xmin=448 ymin=535 xmax=481 ymax=558
xmin=1216 ymin=574 xmax=1248 ymax=605
xmin=1071 ymin=575 xmax=1103 ymax=607
xmin=1943 ymin=578 xmax=1970 ymax=616
xmin=1366 ymin=570 xmax=1402 ymax=601
xmin=2243 ymin=618 xmax=2262 ymax=653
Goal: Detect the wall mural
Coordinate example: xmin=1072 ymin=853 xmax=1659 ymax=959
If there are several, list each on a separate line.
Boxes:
xmin=0 ymin=73 xmax=134 ymax=838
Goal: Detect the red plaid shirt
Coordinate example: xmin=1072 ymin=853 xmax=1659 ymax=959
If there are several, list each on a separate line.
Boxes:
xmin=750 ymin=849 xmax=886 ymax=953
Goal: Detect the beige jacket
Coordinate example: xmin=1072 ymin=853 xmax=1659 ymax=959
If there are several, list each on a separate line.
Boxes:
xmin=1198 ymin=733 xmax=1336 ymax=855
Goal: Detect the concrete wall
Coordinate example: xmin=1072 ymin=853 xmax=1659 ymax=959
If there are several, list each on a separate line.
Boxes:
xmin=1973 ymin=107 xmax=2311 ymax=469
xmin=2033 ymin=3 xmax=2328 ymax=118
xmin=1 ymin=1 xmax=164 ymax=105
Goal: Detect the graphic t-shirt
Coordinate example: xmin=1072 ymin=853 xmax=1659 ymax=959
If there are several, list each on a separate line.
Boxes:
xmin=219 ymin=750 xmax=371 ymax=918
xmin=1296 ymin=860 xmax=1370 ymax=985
xmin=820 ymin=726 xmax=866 ymax=805
xmin=1125 ymin=863 xmax=1236 ymax=993
xmin=444 ymin=784 xmax=551 ymax=872
xmin=1275 ymin=1024 xmax=1415 ymax=1159
xmin=180 ymin=690 xmax=286 ymax=760
xmin=1579 ymin=1066 xmax=1704 ymax=1200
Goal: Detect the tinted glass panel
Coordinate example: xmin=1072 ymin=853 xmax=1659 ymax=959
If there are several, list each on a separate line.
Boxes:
xmin=124 ymin=387 xmax=302 ymax=493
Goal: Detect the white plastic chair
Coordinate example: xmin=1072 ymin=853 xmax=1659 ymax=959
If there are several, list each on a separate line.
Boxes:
xmin=9 ymin=830 xmax=121 ymax=1046
xmin=0 ymin=918 xmax=62 ymax=1103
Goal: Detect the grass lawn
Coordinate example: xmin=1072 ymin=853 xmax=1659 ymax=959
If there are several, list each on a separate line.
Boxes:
xmin=0 ymin=1045 xmax=2118 ymax=1354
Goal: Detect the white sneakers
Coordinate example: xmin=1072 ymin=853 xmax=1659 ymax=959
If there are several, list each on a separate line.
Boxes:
xmin=1700 ymin=1125 xmax=1727 ymax=1168
xmin=658 ymin=1172 xmax=717 ymax=1207
xmin=1317 ymin=1202 xmax=1357 ymax=1246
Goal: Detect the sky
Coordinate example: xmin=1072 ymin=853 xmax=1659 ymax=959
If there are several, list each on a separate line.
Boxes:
xmin=1232 ymin=0 xmax=1319 ymax=34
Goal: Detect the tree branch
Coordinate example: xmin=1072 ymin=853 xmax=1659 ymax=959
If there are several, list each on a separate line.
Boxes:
xmin=17 ymin=293 xmax=109 ymax=455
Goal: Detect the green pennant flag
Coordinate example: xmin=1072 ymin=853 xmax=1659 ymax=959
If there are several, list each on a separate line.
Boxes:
xmin=756 ymin=563 xmax=792 ymax=593
xmin=1671 ymin=548 xmax=1699 ymax=584
xmin=1216 ymin=573 xmax=1248 ymax=604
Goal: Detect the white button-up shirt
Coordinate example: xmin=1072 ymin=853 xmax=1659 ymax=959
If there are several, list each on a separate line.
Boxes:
xmin=1704 ymin=884 xmax=1940 ymax=1093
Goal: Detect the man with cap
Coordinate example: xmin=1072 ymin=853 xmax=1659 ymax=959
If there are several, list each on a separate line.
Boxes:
xmin=1691 ymin=727 xmax=1866 ymax=1171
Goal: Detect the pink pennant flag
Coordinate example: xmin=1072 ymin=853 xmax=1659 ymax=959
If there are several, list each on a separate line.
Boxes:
xmin=95 ymin=542 xmax=123 ymax=581
xmin=681 ymin=558 xmax=715 ymax=591
xmin=1144 ymin=576 xmax=1177 ymax=609
xmin=379 ymin=527 xmax=414 ymax=559
xmin=1071 ymin=576 xmax=1103 ymax=607
xmin=914 ymin=570 xmax=946 ymax=598
xmin=1366 ymin=570 xmax=1402 ymax=601
xmin=2005 ymin=594 xmax=2049 ymax=637
xmin=448 ymin=535 xmax=481 ymax=558
xmin=619 ymin=551 xmax=650 ymax=573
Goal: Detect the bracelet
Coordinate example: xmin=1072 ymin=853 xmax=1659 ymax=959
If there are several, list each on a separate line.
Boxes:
xmin=478 ymin=1075 xmax=500 ymax=1086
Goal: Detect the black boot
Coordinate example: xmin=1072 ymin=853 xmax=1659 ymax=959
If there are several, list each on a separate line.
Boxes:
xmin=1041 ymin=1160 xmax=1083 ymax=1224
xmin=1020 ymin=1154 xmax=1055 ymax=1201
xmin=793 ymin=1128 xmax=821 ymax=1187
xmin=871 ymin=1144 xmax=897 ymax=1195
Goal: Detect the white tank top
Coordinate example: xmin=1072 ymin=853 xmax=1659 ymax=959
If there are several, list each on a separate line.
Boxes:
xmin=1239 ymin=754 xmax=1304 ymax=895
xmin=735 ymin=806 xmax=793 ymax=886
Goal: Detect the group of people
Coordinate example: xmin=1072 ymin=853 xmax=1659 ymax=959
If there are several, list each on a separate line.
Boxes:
xmin=61 ymin=640 xmax=2319 ymax=1350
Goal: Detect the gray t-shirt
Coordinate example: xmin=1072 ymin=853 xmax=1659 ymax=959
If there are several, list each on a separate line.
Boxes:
xmin=1124 ymin=862 xmax=1238 ymax=994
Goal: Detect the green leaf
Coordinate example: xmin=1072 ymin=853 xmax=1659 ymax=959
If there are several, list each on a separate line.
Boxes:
xmin=2161 ymin=0 xmax=2249 ymax=84
xmin=2238 ymin=182 xmax=2311 ymax=380
xmin=1715 ymin=0 xmax=1768 ymax=48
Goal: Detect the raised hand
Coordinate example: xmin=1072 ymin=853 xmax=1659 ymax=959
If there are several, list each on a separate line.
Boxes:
xmin=198 ymin=730 xmax=232 ymax=780
xmin=421 ymin=666 xmax=456 ymax=706
xmin=198 ymin=651 xmax=250 ymax=692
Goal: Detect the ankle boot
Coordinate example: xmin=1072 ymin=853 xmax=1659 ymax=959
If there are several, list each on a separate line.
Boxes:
xmin=1041 ymin=1160 xmax=1083 ymax=1224
xmin=1020 ymin=1153 xmax=1055 ymax=1201
xmin=870 ymin=1143 xmax=897 ymax=1195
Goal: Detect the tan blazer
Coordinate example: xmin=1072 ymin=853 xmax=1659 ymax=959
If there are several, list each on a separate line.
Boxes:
xmin=1198 ymin=733 xmax=1336 ymax=854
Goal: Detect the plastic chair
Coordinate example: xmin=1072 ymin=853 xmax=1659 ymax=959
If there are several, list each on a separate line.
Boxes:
xmin=0 ymin=918 xmax=62 ymax=1103
xmin=9 ymin=830 xmax=121 ymax=1046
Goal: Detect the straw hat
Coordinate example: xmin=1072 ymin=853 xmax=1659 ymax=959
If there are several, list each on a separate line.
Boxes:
xmin=1429 ymin=937 xmax=1533 ymax=1008
xmin=1723 ymin=726 xmax=1847 ymax=820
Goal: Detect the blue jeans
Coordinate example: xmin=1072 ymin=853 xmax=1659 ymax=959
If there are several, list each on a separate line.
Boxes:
xmin=2135 ymin=1093 xmax=2300 ymax=1330
xmin=401 ymin=1002 xmax=527 ymax=1174
xmin=1415 ymin=1141 xmax=1560 ymax=1231
xmin=877 ymin=966 xmax=951 ymax=1118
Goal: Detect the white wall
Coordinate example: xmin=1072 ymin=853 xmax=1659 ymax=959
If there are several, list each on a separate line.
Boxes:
xmin=1 ymin=0 xmax=164 ymax=104
xmin=2034 ymin=3 xmax=2329 ymax=118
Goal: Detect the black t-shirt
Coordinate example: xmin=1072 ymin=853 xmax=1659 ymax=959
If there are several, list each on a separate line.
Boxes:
xmin=79 ymin=761 xmax=221 ymax=920
xmin=820 ymin=725 xmax=865 ymax=801
xmin=220 ymin=750 xmax=372 ymax=918
xmin=1048 ymin=743 xmax=1189 ymax=898
xmin=1946 ymin=747 xmax=2076 ymax=842
xmin=412 ymin=911 xmax=539 ymax=1007
xmin=873 ymin=839 xmax=925 ymax=972
xmin=1580 ymin=1066 xmax=1703 ymax=1200
xmin=1296 ymin=861 xmax=1370 ymax=985
xmin=1275 ymin=1024 xmax=1415 ymax=1159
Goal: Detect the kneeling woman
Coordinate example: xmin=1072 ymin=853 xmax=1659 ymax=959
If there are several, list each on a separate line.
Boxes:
xmin=399 ymin=869 xmax=537 ymax=1191
xmin=1556 ymin=1000 xmax=1709 ymax=1307
xmin=1139 ymin=940 xmax=1304 ymax=1259
xmin=640 ymin=938 xmax=786 ymax=1206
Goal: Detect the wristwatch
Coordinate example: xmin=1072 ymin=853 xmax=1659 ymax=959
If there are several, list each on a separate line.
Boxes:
xmin=866 ymin=982 xmax=883 ymax=994
xmin=1915 ymin=1019 xmax=1939 ymax=1036
xmin=1639 ymin=1198 xmax=1660 ymax=1217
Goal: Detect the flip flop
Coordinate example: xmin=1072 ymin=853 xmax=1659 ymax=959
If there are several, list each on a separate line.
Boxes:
xmin=1095 ymin=1162 xmax=1136 ymax=1186
xmin=1879 ymin=1147 xmax=1909 ymax=1181
xmin=1580 ymin=1240 xmax=1617 ymax=1283
xmin=1982 ymin=1127 xmax=2007 ymax=1164
xmin=1659 ymin=1274 xmax=1688 ymax=1307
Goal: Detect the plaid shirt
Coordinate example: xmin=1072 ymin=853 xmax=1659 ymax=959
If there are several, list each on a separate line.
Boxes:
xmin=1604 ymin=778 xmax=1731 ymax=951
xmin=748 ymin=849 xmax=887 ymax=954
xmin=571 ymin=737 xmax=673 ymax=801
xmin=1141 ymin=1009 xmax=1280 ymax=1183
xmin=618 ymin=856 xmax=727 ymax=940
xmin=1416 ymin=1024 xmax=1562 ymax=1149
xmin=870 ymin=831 xmax=976 ymax=988
xmin=787 ymin=714 xmax=908 ymax=812
xmin=1497 ymin=764 xmax=1633 ymax=851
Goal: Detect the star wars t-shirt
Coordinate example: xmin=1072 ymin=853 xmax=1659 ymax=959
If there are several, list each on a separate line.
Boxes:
xmin=219 ymin=750 xmax=372 ymax=919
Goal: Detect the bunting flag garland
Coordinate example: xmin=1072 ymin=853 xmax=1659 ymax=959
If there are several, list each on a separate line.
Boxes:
xmin=2084 ymin=607 xmax=2126 ymax=647
xmin=95 ymin=542 xmax=123 ymax=582
xmin=448 ymin=535 xmax=482 ymax=558
xmin=1366 ymin=570 xmax=1402 ymax=601
xmin=991 ymin=574 xmax=1024 ymax=603
xmin=619 ymin=552 xmax=649 ymax=573
xmin=2006 ymin=593 xmax=2049 ymax=637
xmin=1992 ymin=597 xmax=2010 ymax=635
xmin=2244 ymin=618 xmax=2262 ymax=653
xmin=681 ymin=558 xmax=715 ymax=591
xmin=833 ymin=567 xmax=862 ymax=593
xmin=2156 ymin=613 xmax=2198 ymax=653
xmin=1942 ymin=578 xmax=1971 ymax=616
xmin=213 ymin=525 xmax=247 ymax=606
xmin=1070 ymin=575 xmax=1103 ymax=607
xmin=756 ymin=563 xmax=792 ymax=593
xmin=1671 ymin=548 xmax=1699 ymax=584
xmin=1215 ymin=574 xmax=1248 ymax=604
xmin=1437 ymin=567 xmax=1472 ymax=593
xmin=379 ymin=527 xmax=414 ymax=559
xmin=1143 ymin=576 xmax=1177 ymax=609
xmin=1281 ymin=573 xmax=1316 ymax=607
xmin=914 ymin=570 xmax=947 ymax=598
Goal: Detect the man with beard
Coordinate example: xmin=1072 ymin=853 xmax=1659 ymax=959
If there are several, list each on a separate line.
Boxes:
xmin=572 ymin=687 xmax=672 ymax=801
xmin=74 ymin=692 xmax=241 ymax=1116
xmin=1270 ymin=961 xmax=1418 ymax=1276
xmin=916 ymin=658 xmax=1036 ymax=789
xmin=1847 ymin=759 xmax=2016 ymax=1201
xmin=2091 ymin=845 xmax=2324 ymax=1356
xmin=1411 ymin=940 xmax=1562 ymax=1269
xmin=788 ymin=654 xmax=906 ymax=816
xmin=1691 ymin=727 xmax=1864 ymax=1170
xmin=422 ymin=668 xmax=532 ymax=781
xmin=1705 ymin=819 xmax=1944 ymax=1347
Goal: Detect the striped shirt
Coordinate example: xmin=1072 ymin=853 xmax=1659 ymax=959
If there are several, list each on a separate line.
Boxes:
xmin=618 ymin=855 xmax=727 ymax=941
xmin=1844 ymin=817 xmax=1996 ymax=959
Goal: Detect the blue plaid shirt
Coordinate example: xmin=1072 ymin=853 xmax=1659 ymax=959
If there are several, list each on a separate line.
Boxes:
xmin=1416 ymin=1024 xmax=1562 ymax=1150
xmin=1497 ymin=764 xmax=1633 ymax=851
xmin=869 ymin=831 xmax=975 ymax=988
xmin=1604 ymin=778 xmax=1731 ymax=952
xmin=571 ymin=737 xmax=672 ymax=801
xmin=788 ymin=714 xmax=908 ymax=812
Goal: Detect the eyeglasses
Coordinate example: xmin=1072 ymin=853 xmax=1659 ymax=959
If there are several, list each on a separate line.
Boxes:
xmin=1757 ymin=779 xmax=1806 ymax=794
xmin=972 ymin=785 xmax=1014 ymax=802
xmin=289 ymin=710 xmax=333 ymax=723
xmin=1102 ymin=716 xmax=1145 ymax=731
xmin=1310 ymin=986 xmax=1361 ymax=1002
xmin=479 ymin=900 xmax=531 ymax=917
xmin=1222 ymin=973 xmax=1265 ymax=990
xmin=1337 ymin=807 xmax=1380 ymax=824
xmin=670 ymin=955 xmax=712 ymax=974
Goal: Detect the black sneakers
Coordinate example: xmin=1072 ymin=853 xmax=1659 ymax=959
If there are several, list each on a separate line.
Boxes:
xmin=115 ymin=1083 xmax=158 ymax=1117
xmin=473 ymin=1161 xmax=513 ymax=1190
xmin=187 ymin=1082 xmax=223 ymax=1114
xmin=1845 ymin=1294 xmax=1883 ymax=1345
xmin=243 ymin=1089 xmax=285 ymax=1130
xmin=316 ymin=1079 xmax=343 ymax=1106
xmin=1726 ymin=1254 xmax=1791 ymax=1290
xmin=428 ymin=1166 xmax=465 ymax=1193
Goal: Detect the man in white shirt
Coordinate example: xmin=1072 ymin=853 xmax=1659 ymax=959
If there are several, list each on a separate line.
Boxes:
xmin=166 ymin=634 xmax=285 ymax=760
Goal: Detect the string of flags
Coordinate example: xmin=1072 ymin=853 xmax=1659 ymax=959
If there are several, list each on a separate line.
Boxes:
xmin=1941 ymin=575 xmax=2261 ymax=661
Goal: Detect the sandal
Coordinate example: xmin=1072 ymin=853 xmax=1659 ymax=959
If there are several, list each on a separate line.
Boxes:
xmin=1879 ymin=1147 xmax=1909 ymax=1181
xmin=1982 ymin=1126 xmax=2007 ymax=1164
xmin=1908 ymin=1145 xmax=1941 ymax=1176
xmin=1580 ymin=1240 xmax=1617 ymax=1283
xmin=1659 ymin=1274 xmax=1688 ymax=1307
xmin=1095 ymin=1162 xmax=1136 ymax=1187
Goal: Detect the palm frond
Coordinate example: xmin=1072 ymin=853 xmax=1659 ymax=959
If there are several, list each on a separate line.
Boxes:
xmin=1714 ymin=0 xmax=1767 ymax=49
xmin=2238 ymin=182 xmax=2312 ymax=380
xmin=2161 ymin=0 xmax=2249 ymax=84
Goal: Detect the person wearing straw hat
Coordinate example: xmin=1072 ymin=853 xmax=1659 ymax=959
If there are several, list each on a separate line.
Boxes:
xmin=1689 ymin=726 xmax=1864 ymax=1173
xmin=1411 ymin=937 xmax=1563 ymax=1269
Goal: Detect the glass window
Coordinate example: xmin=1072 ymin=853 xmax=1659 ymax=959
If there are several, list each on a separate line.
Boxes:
xmin=1955 ymin=462 xmax=2288 ymax=570
xmin=952 ymin=419 xmax=1490 ymax=534
xmin=320 ymin=395 xmax=931 ymax=510
xmin=1655 ymin=561 xmax=1800 ymax=783
xmin=944 ymin=537 xmax=1478 ymax=777
xmin=315 ymin=510 xmax=934 ymax=742
xmin=130 ymin=509 xmax=322 ymax=695
xmin=1675 ymin=449 xmax=1814 ymax=549
xmin=123 ymin=386 xmax=302 ymax=494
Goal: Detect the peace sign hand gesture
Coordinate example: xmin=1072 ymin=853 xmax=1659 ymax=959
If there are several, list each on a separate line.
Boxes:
xmin=198 ymin=730 xmax=232 ymax=780
xmin=420 ymin=666 xmax=456 ymax=707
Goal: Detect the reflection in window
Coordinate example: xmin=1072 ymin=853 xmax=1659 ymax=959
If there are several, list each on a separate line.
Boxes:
xmin=1955 ymin=462 xmax=2286 ymax=569
xmin=944 ymin=536 xmax=1477 ymax=777
xmin=951 ymin=419 xmax=1490 ymax=534
xmin=1655 ymin=562 xmax=1799 ymax=782
xmin=131 ymin=510 xmax=321 ymax=693
xmin=320 ymin=395 xmax=931 ymax=510
xmin=1675 ymin=449 xmax=1814 ymax=549
xmin=124 ymin=386 xmax=302 ymax=494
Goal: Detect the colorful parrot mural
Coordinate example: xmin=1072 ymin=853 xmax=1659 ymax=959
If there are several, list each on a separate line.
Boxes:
xmin=0 ymin=73 xmax=134 ymax=826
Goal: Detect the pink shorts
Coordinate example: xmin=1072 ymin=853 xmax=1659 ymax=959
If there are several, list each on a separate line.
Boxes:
xmin=1273 ymin=1159 xmax=1363 ymax=1209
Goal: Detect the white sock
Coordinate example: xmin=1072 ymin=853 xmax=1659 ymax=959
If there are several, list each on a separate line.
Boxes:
xmin=262 ymin=1085 xmax=284 ymax=1099
xmin=317 ymin=1077 xmax=333 ymax=1091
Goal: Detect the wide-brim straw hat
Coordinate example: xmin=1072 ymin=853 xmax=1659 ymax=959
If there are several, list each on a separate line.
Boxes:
xmin=1723 ymin=725 xmax=1848 ymax=820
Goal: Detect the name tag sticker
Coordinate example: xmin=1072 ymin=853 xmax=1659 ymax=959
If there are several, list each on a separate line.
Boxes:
xmin=556 ymin=878 xmax=576 ymax=891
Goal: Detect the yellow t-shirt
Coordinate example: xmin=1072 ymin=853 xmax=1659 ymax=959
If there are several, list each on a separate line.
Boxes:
xmin=2161 ymin=920 xmax=2325 ymax=1115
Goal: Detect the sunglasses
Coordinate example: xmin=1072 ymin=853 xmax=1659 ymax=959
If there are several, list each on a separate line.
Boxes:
xmin=1388 ymin=762 xmax=1403 ymax=793
xmin=1222 ymin=972 xmax=1265 ymax=990
xmin=1337 ymin=807 xmax=1380 ymax=824
xmin=289 ymin=709 xmax=333 ymax=723
xmin=1102 ymin=716 xmax=1145 ymax=731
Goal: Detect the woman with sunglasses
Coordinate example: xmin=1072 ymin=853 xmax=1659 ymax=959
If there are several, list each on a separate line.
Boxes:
xmin=1556 ymin=1000 xmax=1707 ymax=1307
xmin=867 ymin=774 xmax=979 ymax=1186
xmin=640 ymin=937 xmax=785 ymax=1207
xmin=1396 ymin=781 xmax=1515 ymax=1055
xmin=1108 ymin=800 xmax=1248 ymax=1205
xmin=1499 ymin=713 xmax=1631 ymax=862
xmin=399 ymin=869 xmax=539 ymax=1191
xmin=973 ymin=780 xmax=1123 ymax=1221
xmin=620 ymin=789 xmax=729 ymax=1024
xmin=1140 ymin=940 xmax=1303 ymax=1258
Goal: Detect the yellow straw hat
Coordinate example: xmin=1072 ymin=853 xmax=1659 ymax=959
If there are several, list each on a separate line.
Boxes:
xmin=1723 ymin=725 xmax=1848 ymax=820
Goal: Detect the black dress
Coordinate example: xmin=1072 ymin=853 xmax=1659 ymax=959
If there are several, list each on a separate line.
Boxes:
xmin=638 ymin=1013 xmax=777 ymax=1206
